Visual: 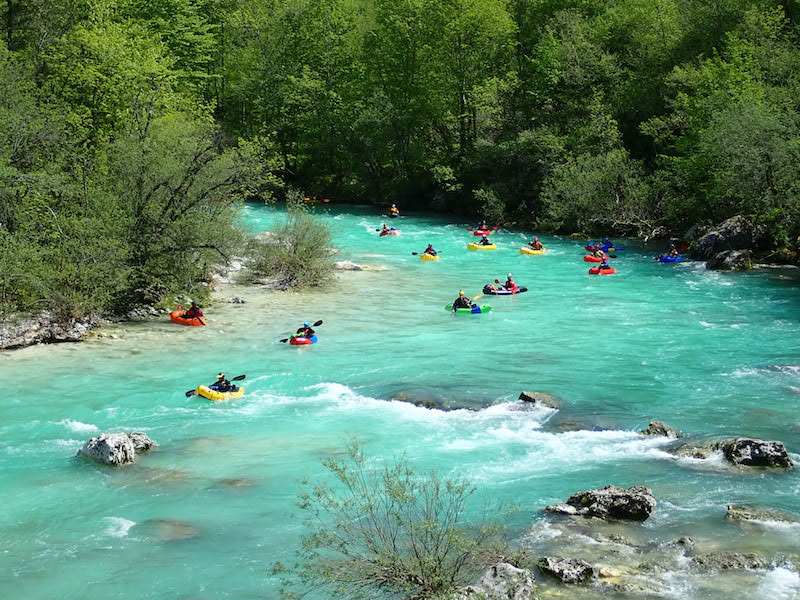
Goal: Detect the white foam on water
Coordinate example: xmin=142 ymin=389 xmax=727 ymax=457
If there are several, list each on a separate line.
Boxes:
xmin=55 ymin=419 xmax=99 ymax=434
xmin=758 ymin=567 xmax=800 ymax=600
xmin=103 ymin=517 xmax=137 ymax=538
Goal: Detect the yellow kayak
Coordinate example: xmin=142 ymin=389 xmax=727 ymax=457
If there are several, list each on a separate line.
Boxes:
xmin=195 ymin=385 xmax=245 ymax=402
xmin=467 ymin=243 xmax=496 ymax=250
xmin=420 ymin=253 xmax=440 ymax=261
xmin=520 ymin=246 xmax=546 ymax=255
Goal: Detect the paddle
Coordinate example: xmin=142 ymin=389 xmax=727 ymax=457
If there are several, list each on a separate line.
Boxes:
xmin=279 ymin=320 xmax=323 ymax=343
xmin=466 ymin=226 xmax=499 ymax=232
xmin=411 ymin=251 xmax=442 ymax=255
xmin=185 ymin=374 xmax=246 ymax=397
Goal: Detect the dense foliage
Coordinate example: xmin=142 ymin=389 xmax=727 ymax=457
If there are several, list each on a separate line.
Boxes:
xmin=2 ymin=0 xmax=799 ymax=317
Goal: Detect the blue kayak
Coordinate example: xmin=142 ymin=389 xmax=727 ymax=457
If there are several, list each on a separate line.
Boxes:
xmin=658 ymin=255 xmax=682 ymax=263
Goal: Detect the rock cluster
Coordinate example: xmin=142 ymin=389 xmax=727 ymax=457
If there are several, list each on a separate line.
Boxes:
xmin=77 ymin=432 xmax=156 ymax=466
xmin=690 ymin=215 xmax=768 ymax=270
xmin=0 ymin=312 xmax=97 ymax=350
xmin=455 ymin=563 xmax=536 ymax=600
xmin=671 ymin=437 xmax=792 ymax=468
xmin=545 ymin=485 xmax=656 ymax=521
xmin=537 ymin=556 xmax=593 ymax=583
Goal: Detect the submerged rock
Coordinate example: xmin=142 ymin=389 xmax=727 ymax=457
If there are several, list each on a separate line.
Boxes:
xmin=639 ymin=420 xmax=680 ymax=438
xmin=78 ymin=432 xmax=156 ymax=466
xmin=227 ymin=296 xmax=247 ymax=304
xmin=455 ymin=562 xmax=536 ymax=600
xmin=537 ymin=556 xmax=593 ymax=583
xmin=134 ymin=518 xmax=199 ymax=542
xmin=518 ymin=391 xmax=561 ymax=408
xmin=706 ymin=249 xmax=753 ymax=271
xmin=693 ymin=552 xmax=767 ymax=570
xmin=671 ymin=440 xmax=728 ymax=459
xmin=545 ymin=485 xmax=656 ymax=521
xmin=727 ymin=504 xmax=800 ymax=524
xmin=722 ymin=438 xmax=793 ymax=469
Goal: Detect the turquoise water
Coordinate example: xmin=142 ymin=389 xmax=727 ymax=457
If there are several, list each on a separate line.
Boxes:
xmin=2 ymin=203 xmax=800 ymax=599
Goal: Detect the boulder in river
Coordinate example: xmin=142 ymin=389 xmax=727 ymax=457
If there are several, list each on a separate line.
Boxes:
xmin=545 ymin=485 xmax=656 ymax=521
xmin=518 ymin=391 xmax=561 ymax=408
xmin=693 ymin=215 xmax=766 ymax=259
xmin=722 ymin=438 xmax=793 ymax=469
xmin=133 ymin=518 xmax=199 ymax=542
xmin=726 ymin=504 xmax=800 ymax=524
xmin=454 ymin=562 xmax=536 ymax=600
xmin=639 ymin=420 xmax=680 ymax=438
xmin=0 ymin=311 xmax=97 ymax=350
xmin=693 ymin=552 xmax=767 ymax=570
xmin=706 ymin=249 xmax=753 ymax=271
xmin=78 ymin=432 xmax=156 ymax=466
xmin=537 ymin=556 xmax=593 ymax=583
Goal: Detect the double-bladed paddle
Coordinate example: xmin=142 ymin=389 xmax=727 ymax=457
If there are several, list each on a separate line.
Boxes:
xmin=279 ymin=320 xmax=324 ymax=343
xmin=185 ymin=374 xmax=246 ymax=397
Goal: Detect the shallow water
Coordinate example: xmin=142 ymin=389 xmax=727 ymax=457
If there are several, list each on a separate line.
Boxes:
xmin=2 ymin=203 xmax=800 ymax=599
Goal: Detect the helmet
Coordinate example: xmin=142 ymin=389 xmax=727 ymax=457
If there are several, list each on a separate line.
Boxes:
xmin=458 ymin=290 xmax=465 ymax=295
xmin=507 ymin=273 xmax=512 ymax=278
xmin=534 ymin=237 xmax=538 ymax=241
xmin=304 ymin=322 xmax=310 ymax=327
xmin=217 ymin=373 xmax=225 ymax=379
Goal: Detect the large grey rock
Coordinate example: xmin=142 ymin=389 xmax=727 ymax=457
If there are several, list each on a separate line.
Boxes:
xmin=706 ymin=249 xmax=753 ymax=271
xmin=537 ymin=557 xmax=593 ymax=583
xmin=694 ymin=215 xmax=766 ymax=259
xmin=727 ymin=504 xmax=800 ymax=523
xmin=545 ymin=485 xmax=656 ymax=521
xmin=0 ymin=312 xmax=97 ymax=350
xmin=693 ymin=552 xmax=767 ymax=570
xmin=455 ymin=563 xmax=536 ymax=600
xmin=518 ymin=391 xmax=561 ymax=408
xmin=722 ymin=438 xmax=792 ymax=469
xmin=78 ymin=432 xmax=156 ymax=466
xmin=639 ymin=420 xmax=680 ymax=438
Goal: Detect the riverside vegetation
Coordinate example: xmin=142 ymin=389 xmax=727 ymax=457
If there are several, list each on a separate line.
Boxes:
xmin=1 ymin=0 xmax=800 ymax=321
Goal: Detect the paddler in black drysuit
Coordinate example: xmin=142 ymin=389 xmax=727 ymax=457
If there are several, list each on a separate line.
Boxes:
xmin=479 ymin=235 xmax=492 ymax=245
xmin=423 ymin=244 xmax=438 ymax=256
xmin=183 ymin=301 xmax=203 ymax=320
xmin=296 ymin=322 xmax=315 ymax=337
xmin=452 ymin=290 xmax=474 ymax=312
xmin=210 ymin=373 xmax=234 ymax=392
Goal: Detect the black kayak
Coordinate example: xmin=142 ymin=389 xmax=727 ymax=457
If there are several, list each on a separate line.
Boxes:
xmin=482 ymin=285 xmax=528 ymax=295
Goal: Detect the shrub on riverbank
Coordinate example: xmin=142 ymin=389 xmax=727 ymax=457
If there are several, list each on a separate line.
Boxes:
xmin=246 ymin=192 xmax=334 ymax=289
xmin=276 ymin=442 xmax=515 ymax=600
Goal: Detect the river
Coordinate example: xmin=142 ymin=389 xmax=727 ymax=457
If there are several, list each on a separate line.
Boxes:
xmin=2 ymin=203 xmax=799 ymax=599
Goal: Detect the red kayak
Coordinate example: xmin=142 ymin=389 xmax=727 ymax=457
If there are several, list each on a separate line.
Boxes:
xmin=380 ymin=229 xmax=399 ymax=236
xmin=170 ymin=310 xmax=206 ymax=326
xmin=589 ymin=267 xmax=615 ymax=275
xmin=584 ymin=255 xmax=603 ymax=262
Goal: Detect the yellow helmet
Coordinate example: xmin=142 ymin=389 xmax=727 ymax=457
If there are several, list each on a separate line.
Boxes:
xmin=458 ymin=290 xmax=465 ymax=295
xmin=217 ymin=373 xmax=225 ymax=379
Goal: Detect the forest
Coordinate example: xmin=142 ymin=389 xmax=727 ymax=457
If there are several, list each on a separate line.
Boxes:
xmin=1 ymin=0 xmax=799 ymax=318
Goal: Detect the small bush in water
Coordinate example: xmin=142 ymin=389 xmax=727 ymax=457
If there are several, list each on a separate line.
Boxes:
xmin=274 ymin=441 xmax=515 ymax=600
xmin=246 ymin=190 xmax=334 ymax=288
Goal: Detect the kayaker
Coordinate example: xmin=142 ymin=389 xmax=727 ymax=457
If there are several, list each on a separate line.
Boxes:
xmin=183 ymin=301 xmax=203 ymax=320
xmin=476 ymin=220 xmax=488 ymax=230
xmin=528 ymin=237 xmax=543 ymax=250
xmin=504 ymin=273 xmax=516 ymax=290
xmin=592 ymin=247 xmax=608 ymax=259
xmin=479 ymin=235 xmax=492 ymax=245
xmin=668 ymin=244 xmax=680 ymax=258
xmin=452 ymin=290 xmax=473 ymax=311
xmin=380 ymin=223 xmax=390 ymax=234
xmin=296 ymin=321 xmax=316 ymax=337
xmin=389 ymin=204 xmax=399 ymax=216
xmin=210 ymin=373 xmax=234 ymax=392
xmin=599 ymin=258 xmax=611 ymax=270
xmin=423 ymin=244 xmax=438 ymax=256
